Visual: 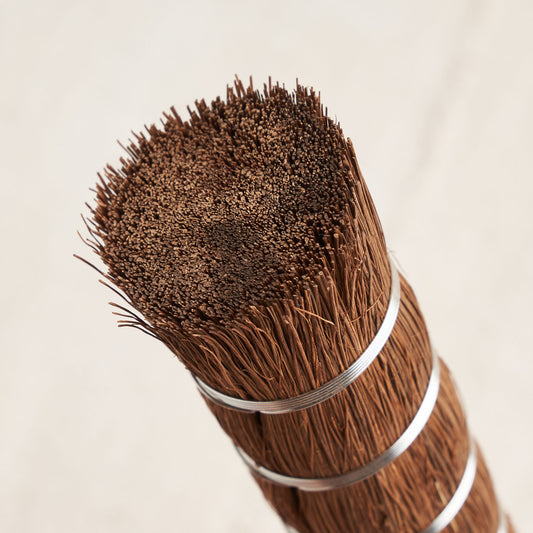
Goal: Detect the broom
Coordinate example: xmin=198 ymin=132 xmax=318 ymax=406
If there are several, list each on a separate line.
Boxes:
xmin=79 ymin=78 xmax=513 ymax=532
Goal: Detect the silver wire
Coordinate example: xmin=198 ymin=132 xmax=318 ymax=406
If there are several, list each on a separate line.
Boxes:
xmin=194 ymin=257 xmax=401 ymax=414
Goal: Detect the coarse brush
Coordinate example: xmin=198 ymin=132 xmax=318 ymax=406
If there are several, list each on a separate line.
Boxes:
xmin=78 ymin=77 xmax=513 ymax=532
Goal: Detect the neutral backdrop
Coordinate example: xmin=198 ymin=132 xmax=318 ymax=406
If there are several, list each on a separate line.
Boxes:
xmin=1 ymin=1 xmax=531 ymax=531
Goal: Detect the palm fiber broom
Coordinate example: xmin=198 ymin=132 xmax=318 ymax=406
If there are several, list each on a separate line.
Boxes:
xmin=80 ymin=78 xmax=513 ymax=532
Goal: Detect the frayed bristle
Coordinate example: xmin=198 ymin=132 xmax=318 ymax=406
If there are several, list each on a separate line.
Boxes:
xmin=91 ymin=82 xmax=354 ymax=331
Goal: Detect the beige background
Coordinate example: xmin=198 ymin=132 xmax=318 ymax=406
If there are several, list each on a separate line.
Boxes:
xmin=1 ymin=1 xmax=531 ymax=531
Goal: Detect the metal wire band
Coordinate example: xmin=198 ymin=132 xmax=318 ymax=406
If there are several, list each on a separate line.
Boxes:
xmin=283 ymin=434 xmax=480 ymax=533
xmin=285 ymin=506 xmax=508 ymax=533
xmin=193 ymin=257 xmax=401 ymax=414
xmin=237 ymin=349 xmax=440 ymax=491
xmin=287 ymin=512 xmax=507 ymax=533
xmin=420 ymin=436 xmax=477 ymax=532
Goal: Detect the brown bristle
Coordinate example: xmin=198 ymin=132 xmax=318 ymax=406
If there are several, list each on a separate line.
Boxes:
xmin=92 ymin=82 xmax=352 ymax=330
xmin=83 ymin=78 xmax=512 ymax=533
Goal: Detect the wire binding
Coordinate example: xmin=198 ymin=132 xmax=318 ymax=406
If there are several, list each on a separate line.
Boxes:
xmin=193 ymin=256 xmax=401 ymax=414
xmin=283 ymin=475 xmax=509 ymax=533
xmin=420 ymin=437 xmax=477 ymax=532
xmin=236 ymin=349 xmax=440 ymax=491
xmin=282 ymin=435 xmax=494 ymax=533
xmin=192 ymin=251 xmax=506 ymax=532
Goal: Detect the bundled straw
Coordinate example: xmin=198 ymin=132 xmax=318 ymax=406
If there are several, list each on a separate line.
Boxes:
xmin=81 ymin=78 xmax=513 ymax=532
